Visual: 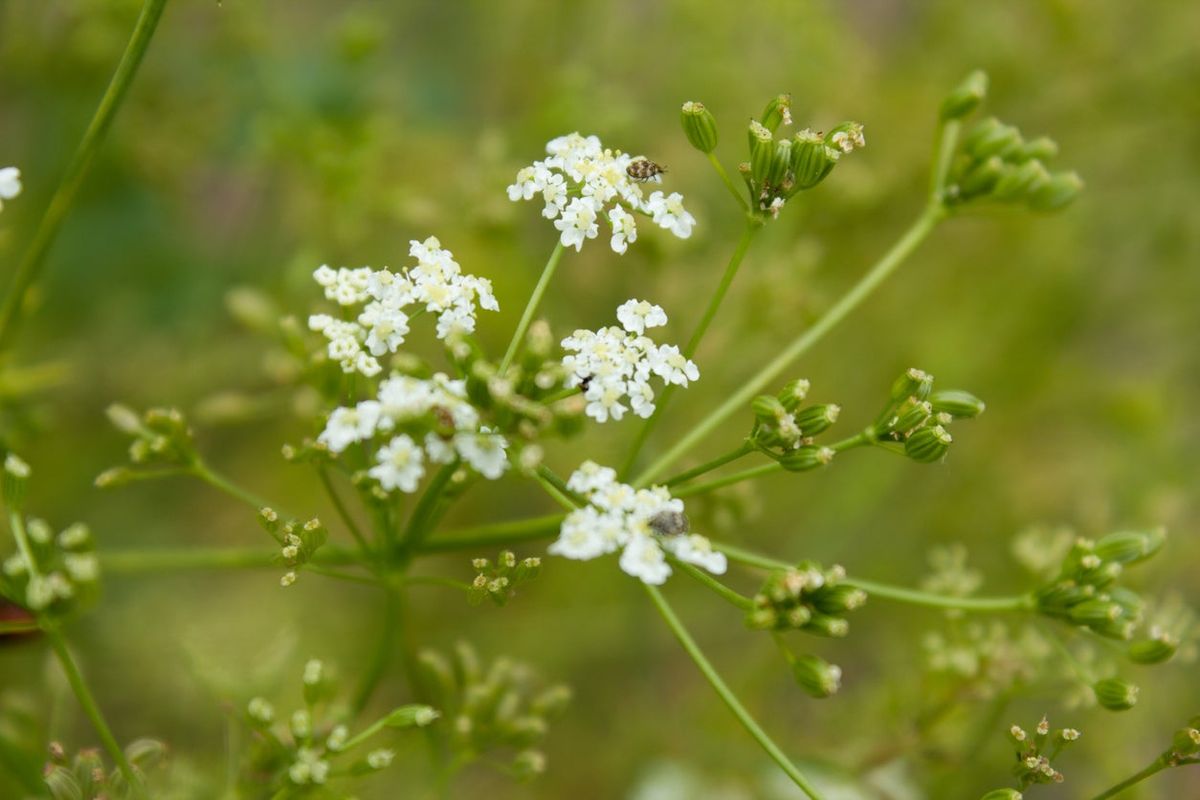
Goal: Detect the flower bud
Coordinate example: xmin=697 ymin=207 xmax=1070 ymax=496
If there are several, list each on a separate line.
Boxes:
xmin=1094 ymin=529 xmax=1165 ymax=565
xmin=940 ymin=70 xmax=988 ymax=120
xmin=956 ymin=155 xmax=1006 ymax=199
xmin=804 ymin=612 xmax=849 ymax=637
xmin=779 ymin=446 xmax=834 ymax=472
xmin=748 ymin=121 xmax=774 ymax=184
xmin=793 ymin=404 xmax=840 ymax=436
xmin=992 ymin=160 xmax=1050 ymax=202
xmin=904 ymin=425 xmax=952 ymax=463
xmin=385 ymin=704 xmax=440 ymax=728
xmin=752 ymin=395 xmax=787 ymax=425
xmin=789 ymin=129 xmax=835 ymax=190
xmin=2 ymin=453 xmax=30 ymax=510
xmin=1092 ymin=677 xmax=1139 ymax=711
xmin=766 ymin=138 xmax=793 ymax=186
xmin=929 ymin=389 xmax=986 ymax=419
xmin=979 ymin=790 xmax=1023 ymax=800
xmin=1067 ymin=598 xmax=1122 ymax=625
xmin=1026 ymin=170 xmax=1083 ymax=212
xmin=791 ymin=654 xmax=842 ymax=698
xmin=891 ymin=368 xmax=934 ymax=402
xmin=888 ymin=399 xmax=932 ymax=434
xmin=760 ymin=93 xmax=792 ymax=132
xmin=1171 ymin=727 xmax=1200 ymax=756
xmin=825 ymin=122 xmax=866 ymax=154
xmin=680 ymin=101 xmax=719 ymax=154
xmin=811 ymin=584 xmax=867 ymax=615
xmin=1128 ymin=634 xmax=1177 ymax=665
xmin=777 ymin=378 xmax=811 ymax=412
xmin=963 ymin=118 xmax=1022 ymax=159
xmin=1014 ymin=136 xmax=1059 ymax=163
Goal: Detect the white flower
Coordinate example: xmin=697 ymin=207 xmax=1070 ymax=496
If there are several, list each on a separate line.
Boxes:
xmin=289 ymin=748 xmax=330 ymax=785
xmin=367 ymin=749 xmax=396 ymax=770
xmin=318 ymin=402 xmax=382 ymax=453
xmin=369 ymin=434 xmax=426 ymax=493
xmin=0 ymin=166 xmax=21 ymax=212
xmin=616 ymin=299 xmax=667 ymax=335
xmin=507 ymin=133 xmax=695 ymax=253
xmin=561 ymin=302 xmax=699 ymax=423
xmin=553 ymin=196 xmax=600 ymax=252
xmin=454 ymin=427 xmax=509 ymax=479
xmin=645 ymin=191 xmax=696 ymax=239
xmin=548 ymin=462 xmax=723 ymax=585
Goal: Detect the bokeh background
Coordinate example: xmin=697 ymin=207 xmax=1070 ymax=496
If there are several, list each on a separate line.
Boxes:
xmin=2 ymin=0 xmax=1198 ymax=797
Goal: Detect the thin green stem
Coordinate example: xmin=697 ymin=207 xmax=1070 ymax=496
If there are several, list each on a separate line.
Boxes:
xmin=707 ymin=152 xmax=751 ymax=213
xmin=191 ymin=462 xmax=274 ymax=516
xmin=316 ymin=466 xmax=374 ymax=557
xmin=673 ymin=558 xmax=754 ymax=610
xmin=0 ymin=619 xmax=37 ymax=635
xmin=1090 ymin=757 xmax=1172 ymax=800
xmin=351 ymin=587 xmax=401 ymax=715
xmin=929 ymin=119 xmax=962 ymax=204
xmin=417 ymin=513 xmax=563 ymax=553
xmin=0 ymin=0 xmax=170 ymax=354
xmin=403 ymin=575 xmax=473 ymax=593
xmin=644 ymin=584 xmax=824 ymax=799
xmin=7 ymin=509 xmax=42 ymax=581
xmin=45 ymin=627 xmax=146 ymax=798
xmin=533 ymin=470 xmax=580 ymax=512
xmin=398 ymin=462 xmax=459 ymax=558
xmin=663 ymin=441 xmax=755 ymax=487
xmin=99 ymin=545 xmax=360 ymax=573
xmin=634 ymin=203 xmax=945 ymax=486
xmin=498 ymin=241 xmax=566 ymax=375
xmin=620 ymin=222 xmax=759 ymax=478
xmin=674 ymin=461 xmax=779 ymax=497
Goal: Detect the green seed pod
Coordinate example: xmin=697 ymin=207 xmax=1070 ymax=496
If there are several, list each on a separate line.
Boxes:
xmin=745 ymin=607 xmax=779 ymax=630
xmin=1093 ymin=677 xmax=1139 ymax=711
xmin=385 ymin=704 xmax=440 ymax=728
xmin=1171 ymin=727 xmax=1200 ymax=756
xmin=43 ymin=766 xmax=83 ymax=800
xmin=760 ymin=93 xmax=792 ymax=132
xmin=784 ymin=605 xmax=814 ymax=628
xmin=748 ymin=120 xmax=774 ymax=184
xmin=929 ymin=389 xmax=986 ymax=419
xmin=1027 ymin=170 xmax=1084 ymax=211
xmin=1067 ymin=598 xmax=1122 ymax=625
xmin=979 ymin=790 xmax=1023 ymax=800
xmin=766 ymin=138 xmax=793 ymax=186
xmin=904 ymin=425 xmax=952 ymax=463
xmin=779 ymin=445 xmax=835 ymax=472
xmin=1128 ymin=635 xmax=1177 ymax=665
xmin=804 ymin=612 xmax=850 ymax=638
xmin=1095 ymin=529 xmax=1165 ymax=565
xmin=824 ymin=121 xmax=866 ymax=154
xmin=992 ymin=160 xmax=1050 ymax=202
xmin=1013 ymin=136 xmax=1059 ymax=163
xmin=752 ymin=394 xmax=787 ymax=424
xmin=964 ymin=118 xmax=1022 ymax=159
xmin=940 ymin=69 xmax=988 ymax=120
xmin=789 ymin=129 xmax=836 ymax=190
xmin=791 ymin=654 xmax=842 ymax=698
xmin=955 ymin=155 xmax=1006 ymax=200
xmin=1090 ymin=615 xmax=1136 ymax=641
xmin=889 ymin=399 xmax=933 ymax=434
xmin=680 ymin=101 xmax=719 ymax=154
xmin=811 ymin=584 xmax=868 ymax=615
xmin=777 ymin=378 xmax=812 ymax=412
xmin=793 ymin=404 xmax=841 ymax=436
xmin=891 ymin=367 xmax=934 ymax=401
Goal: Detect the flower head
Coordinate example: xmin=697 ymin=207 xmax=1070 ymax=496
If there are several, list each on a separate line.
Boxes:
xmin=507 ymin=133 xmax=696 ymax=253
xmin=561 ymin=300 xmax=698 ymax=423
xmin=0 ymin=166 xmax=21 ymax=213
xmin=548 ymin=461 xmax=726 ymax=585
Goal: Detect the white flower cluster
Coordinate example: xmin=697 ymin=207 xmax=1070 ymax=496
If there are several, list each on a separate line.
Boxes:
xmin=317 ymin=373 xmax=509 ymax=492
xmin=0 ymin=166 xmax=20 ymax=213
xmin=548 ymin=461 xmax=726 ymax=585
xmin=561 ymin=299 xmax=699 ymax=423
xmin=308 ymin=237 xmax=498 ymax=376
xmin=506 ymin=133 xmax=696 ymax=253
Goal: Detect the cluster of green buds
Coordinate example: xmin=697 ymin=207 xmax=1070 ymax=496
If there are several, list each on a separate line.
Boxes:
xmin=469 ymin=550 xmax=541 ymax=607
xmin=240 ymin=658 xmax=438 ymax=796
xmin=977 ymin=718 xmax=1081 ymax=798
xmin=746 ymin=562 xmax=866 ymax=636
xmin=939 ymin=71 xmax=1082 ymax=212
xmin=870 ymin=368 xmax=985 ymax=463
xmin=749 ymin=379 xmax=842 ymax=471
xmin=1033 ymin=529 xmax=1165 ymax=642
xmin=258 ymin=509 xmax=328 ymax=588
xmin=1 ymin=454 xmax=99 ymax=617
xmin=680 ymin=94 xmax=865 ymax=218
xmin=417 ymin=642 xmax=570 ymax=781
xmin=95 ymin=405 xmax=197 ymax=486
xmin=44 ymin=739 xmax=167 ymax=800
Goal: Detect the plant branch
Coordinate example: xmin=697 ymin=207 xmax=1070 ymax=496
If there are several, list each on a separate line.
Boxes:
xmin=498 ymin=241 xmax=566 ymax=375
xmin=707 ymin=152 xmax=751 ymax=213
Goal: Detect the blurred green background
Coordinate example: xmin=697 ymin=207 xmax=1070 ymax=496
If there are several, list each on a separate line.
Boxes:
xmin=2 ymin=0 xmax=1198 ymax=797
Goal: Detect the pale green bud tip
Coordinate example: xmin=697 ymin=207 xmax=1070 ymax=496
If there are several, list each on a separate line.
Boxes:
xmin=941 ymin=69 xmax=989 ymax=120
xmin=4 ymin=453 xmax=30 ymax=478
xmin=1093 ymin=677 xmax=1138 ymax=711
xmin=385 ymin=704 xmax=440 ymax=728
xmin=760 ymin=93 xmax=793 ymax=132
xmin=106 ymin=403 xmax=143 ymax=434
xmin=680 ymin=101 xmax=719 ymax=154
xmin=367 ymin=748 xmax=395 ymax=769
xmin=247 ymin=697 xmax=275 ymax=723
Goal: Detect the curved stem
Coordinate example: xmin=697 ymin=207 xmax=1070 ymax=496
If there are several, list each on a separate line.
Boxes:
xmin=498 ymin=241 xmax=565 ymax=376
xmin=190 ymin=462 xmax=275 ymax=517
xmin=316 ymin=466 xmax=374 ymax=557
xmin=46 ymin=628 xmax=146 ymax=798
xmin=674 ymin=461 xmax=778 ymax=498
xmin=663 ymin=441 xmax=754 ymax=487
xmin=634 ymin=203 xmax=945 ymax=486
xmin=674 ymin=558 xmax=754 ymax=610
xmin=1090 ymin=758 xmax=1171 ymax=800
xmin=707 ymin=152 xmax=751 ymax=213
xmin=398 ymin=462 xmax=459 ymax=558
xmin=0 ymin=0 xmax=170 ymax=353
xmin=620 ymin=222 xmax=759 ymax=477
xmin=644 ymin=584 xmax=824 ymax=799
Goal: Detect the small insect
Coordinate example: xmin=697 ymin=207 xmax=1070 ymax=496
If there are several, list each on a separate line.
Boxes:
xmin=626 ymin=158 xmax=667 ymax=183
xmin=648 ymin=510 xmax=689 ymax=536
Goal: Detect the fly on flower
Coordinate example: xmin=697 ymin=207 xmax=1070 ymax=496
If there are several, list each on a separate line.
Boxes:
xmin=625 ymin=158 xmax=667 ymax=183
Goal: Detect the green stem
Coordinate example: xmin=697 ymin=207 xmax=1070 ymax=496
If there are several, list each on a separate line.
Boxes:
xmin=7 ymin=509 xmax=42 ymax=581
xmin=498 ymin=241 xmax=566 ymax=375
xmin=403 ymin=575 xmax=473 ymax=593
xmin=1090 ymin=757 xmax=1171 ymax=800
xmin=644 ymin=584 xmax=824 ymax=799
xmin=0 ymin=0 xmax=170 ymax=354
xmin=99 ymin=545 xmax=360 ymax=573
xmin=674 ymin=461 xmax=779 ymax=497
xmin=317 ymin=466 xmax=374 ymax=557
xmin=634 ymin=202 xmax=945 ymax=486
xmin=351 ymin=587 xmax=401 ymax=715
xmin=707 ymin=152 xmax=751 ymax=213
xmin=191 ymin=462 xmax=274 ymax=517
xmin=45 ymin=627 xmax=146 ymax=798
xmin=620 ymin=222 xmax=759 ymax=478
xmin=0 ymin=619 xmax=38 ymax=635
xmin=929 ymin=119 xmax=962 ymax=204
xmin=673 ymin=558 xmax=754 ymax=610
xmin=398 ymin=463 xmax=459 ymax=558
xmin=663 ymin=441 xmax=755 ymax=487
xmin=532 ymin=470 xmax=580 ymax=512
xmin=715 ymin=542 xmax=1032 ymax=612
xmin=416 ymin=513 xmax=564 ymax=553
